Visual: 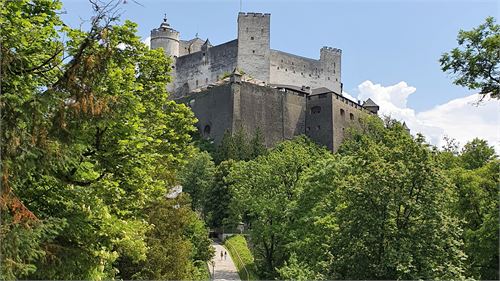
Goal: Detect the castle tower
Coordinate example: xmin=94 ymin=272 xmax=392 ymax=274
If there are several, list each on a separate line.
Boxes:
xmin=237 ymin=12 xmax=271 ymax=83
xmin=150 ymin=16 xmax=180 ymax=58
xmin=320 ymin=47 xmax=342 ymax=94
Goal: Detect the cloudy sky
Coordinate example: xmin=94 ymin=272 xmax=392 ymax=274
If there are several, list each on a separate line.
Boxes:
xmin=61 ymin=0 xmax=499 ymax=152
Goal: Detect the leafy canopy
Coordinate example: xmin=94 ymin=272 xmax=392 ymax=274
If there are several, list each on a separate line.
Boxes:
xmin=440 ymin=16 xmax=500 ymax=99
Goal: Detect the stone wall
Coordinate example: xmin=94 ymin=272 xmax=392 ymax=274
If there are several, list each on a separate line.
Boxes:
xmin=235 ymin=83 xmax=306 ymax=147
xmin=182 ymin=83 xmax=234 ymax=144
xmin=331 ymin=94 xmax=370 ymax=151
xmin=173 ymin=40 xmax=238 ymax=98
xmin=270 ymin=48 xmax=342 ymax=93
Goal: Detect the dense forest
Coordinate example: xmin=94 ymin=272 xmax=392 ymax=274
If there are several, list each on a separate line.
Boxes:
xmin=1 ymin=0 xmax=498 ymax=280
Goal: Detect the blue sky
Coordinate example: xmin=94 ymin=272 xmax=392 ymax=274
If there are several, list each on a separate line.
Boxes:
xmin=60 ymin=0 xmax=500 ymax=150
xmin=61 ymin=0 xmax=497 ymax=111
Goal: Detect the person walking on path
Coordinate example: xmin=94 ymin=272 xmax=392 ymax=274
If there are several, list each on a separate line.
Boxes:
xmin=211 ymin=241 xmax=240 ymax=280
xmin=224 ymin=251 xmax=227 ymax=260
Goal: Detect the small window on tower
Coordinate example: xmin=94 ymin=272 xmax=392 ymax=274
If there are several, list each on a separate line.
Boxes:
xmin=250 ymin=36 xmax=254 ymax=40
xmin=350 ymin=113 xmax=354 ymax=120
xmin=252 ymin=50 xmax=255 ymax=53
xmin=340 ymin=109 xmax=345 ymax=118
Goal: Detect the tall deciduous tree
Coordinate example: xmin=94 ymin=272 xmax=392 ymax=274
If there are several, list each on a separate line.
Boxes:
xmin=440 ymin=17 xmax=499 ymax=99
xmin=228 ymin=136 xmax=330 ymax=278
xmin=1 ymin=0 xmax=196 ymax=279
xmin=283 ymin=117 xmax=467 ymax=280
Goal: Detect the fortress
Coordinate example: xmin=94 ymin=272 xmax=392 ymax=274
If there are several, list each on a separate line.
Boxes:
xmin=150 ymin=13 xmax=379 ymax=151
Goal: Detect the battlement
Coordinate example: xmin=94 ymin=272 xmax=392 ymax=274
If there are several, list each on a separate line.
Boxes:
xmin=238 ymin=12 xmax=271 ymax=17
xmin=151 ymin=28 xmax=180 ymax=38
xmin=321 ymin=46 xmax=342 ymax=54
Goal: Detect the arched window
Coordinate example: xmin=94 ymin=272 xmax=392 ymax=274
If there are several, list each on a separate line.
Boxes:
xmin=350 ymin=113 xmax=354 ymax=120
xmin=204 ymin=125 xmax=211 ymax=136
xmin=340 ymin=109 xmax=345 ymax=119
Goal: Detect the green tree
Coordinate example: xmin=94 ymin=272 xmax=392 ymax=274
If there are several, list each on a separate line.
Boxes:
xmin=1 ymin=0 xmax=196 ymax=279
xmin=460 ymin=138 xmax=497 ymax=169
xmin=440 ymin=16 xmax=500 ymax=99
xmin=179 ymin=150 xmax=216 ymax=216
xmin=204 ymin=160 xmax=238 ymax=229
xmin=283 ymin=117 xmax=467 ymax=279
xmin=447 ymin=157 xmax=499 ymax=280
xmin=137 ymin=194 xmax=214 ymax=280
xmin=228 ymin=136 xmax=329 ymax=278
xmin=214 ymin=127 xmax=267 ymax=163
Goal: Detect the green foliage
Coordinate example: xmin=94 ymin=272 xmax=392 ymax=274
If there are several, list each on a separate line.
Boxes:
xmin=180 ymin=150 xmax=216 ymax=215
xmin=277 ymin=253 xmax=321 ymax=281
xmin=440 ymin=16 xmax=500 ymax=98
xmin=224 ymin=235 xmax=259 ymax=280
xmin=446 ymin=157 xmax=499 ymax=280
xmin=205 ymin=160 xmax=238 ymax=229
xmin=228 ymin=136 xmax=330 ymax=278
xmin=0 ymin=0 xmax=198 ymax=279
xmin=136 ymin=194 xmax=214 ymax=280
xmin=214 ymin=127 xmax=267 ymax=163
xmin=460 ymin=138 xmax=497 ymax=169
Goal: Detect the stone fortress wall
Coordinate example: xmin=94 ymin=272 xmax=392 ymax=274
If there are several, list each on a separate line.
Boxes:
xmin=173 ymin=40 xmax=238 ymax=97
xmin=152 ymin=13 xmax=343 ymax=97
xmin=269 ymin=47 xmax=341 ymax=95
xmin=151 ymin=13 xmax=379 ymax=151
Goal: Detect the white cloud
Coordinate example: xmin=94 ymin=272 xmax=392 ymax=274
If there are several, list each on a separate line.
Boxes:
xmin=143 ymin=36 xmax=151 ymax=48
xmin=349 ymin=80 xmax=500 ymax=152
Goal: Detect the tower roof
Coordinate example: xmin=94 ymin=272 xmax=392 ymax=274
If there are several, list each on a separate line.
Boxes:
xmin=159 ymin=14 xmax=172 ymax=30
xmin=363 ymin=98 xmax=379 ymax=108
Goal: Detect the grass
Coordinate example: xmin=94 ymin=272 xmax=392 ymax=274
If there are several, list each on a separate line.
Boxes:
xmin=224 ymin=235 xmax=259 ymax=280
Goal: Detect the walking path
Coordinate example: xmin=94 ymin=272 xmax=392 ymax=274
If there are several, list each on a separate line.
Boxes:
xmin=209 ymin=241 xmax=241 ymax=280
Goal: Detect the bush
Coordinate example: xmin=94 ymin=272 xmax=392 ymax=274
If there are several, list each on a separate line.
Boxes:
xmin=224 ymin=235 xmax=259 ymax=280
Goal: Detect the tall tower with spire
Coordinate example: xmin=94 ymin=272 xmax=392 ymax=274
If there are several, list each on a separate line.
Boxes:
xmin=150 ymin=15 xmax=180 ymax=58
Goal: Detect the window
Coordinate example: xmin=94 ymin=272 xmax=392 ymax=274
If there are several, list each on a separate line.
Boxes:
xmin=196 ymin=80 xmax=199 ymax=86
xmin=350 ymin=113 xmax=354 ymax=120
xmin=310 ymin=106 xmax=321 ymax=114
xmin=204 ymin=125 xmax=211 ymax=136
xmin=252 ymin=50 xmax=255 ymax=53
xmin=250 ymin=36 xmax=254 ymax=40
xmin=340 ymin=109 xmax=345 ymax=118
xmin=317 ymin=125 xmax=321 ymax=130
xmin=328 ymin=77 xmax=330 ymax=80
